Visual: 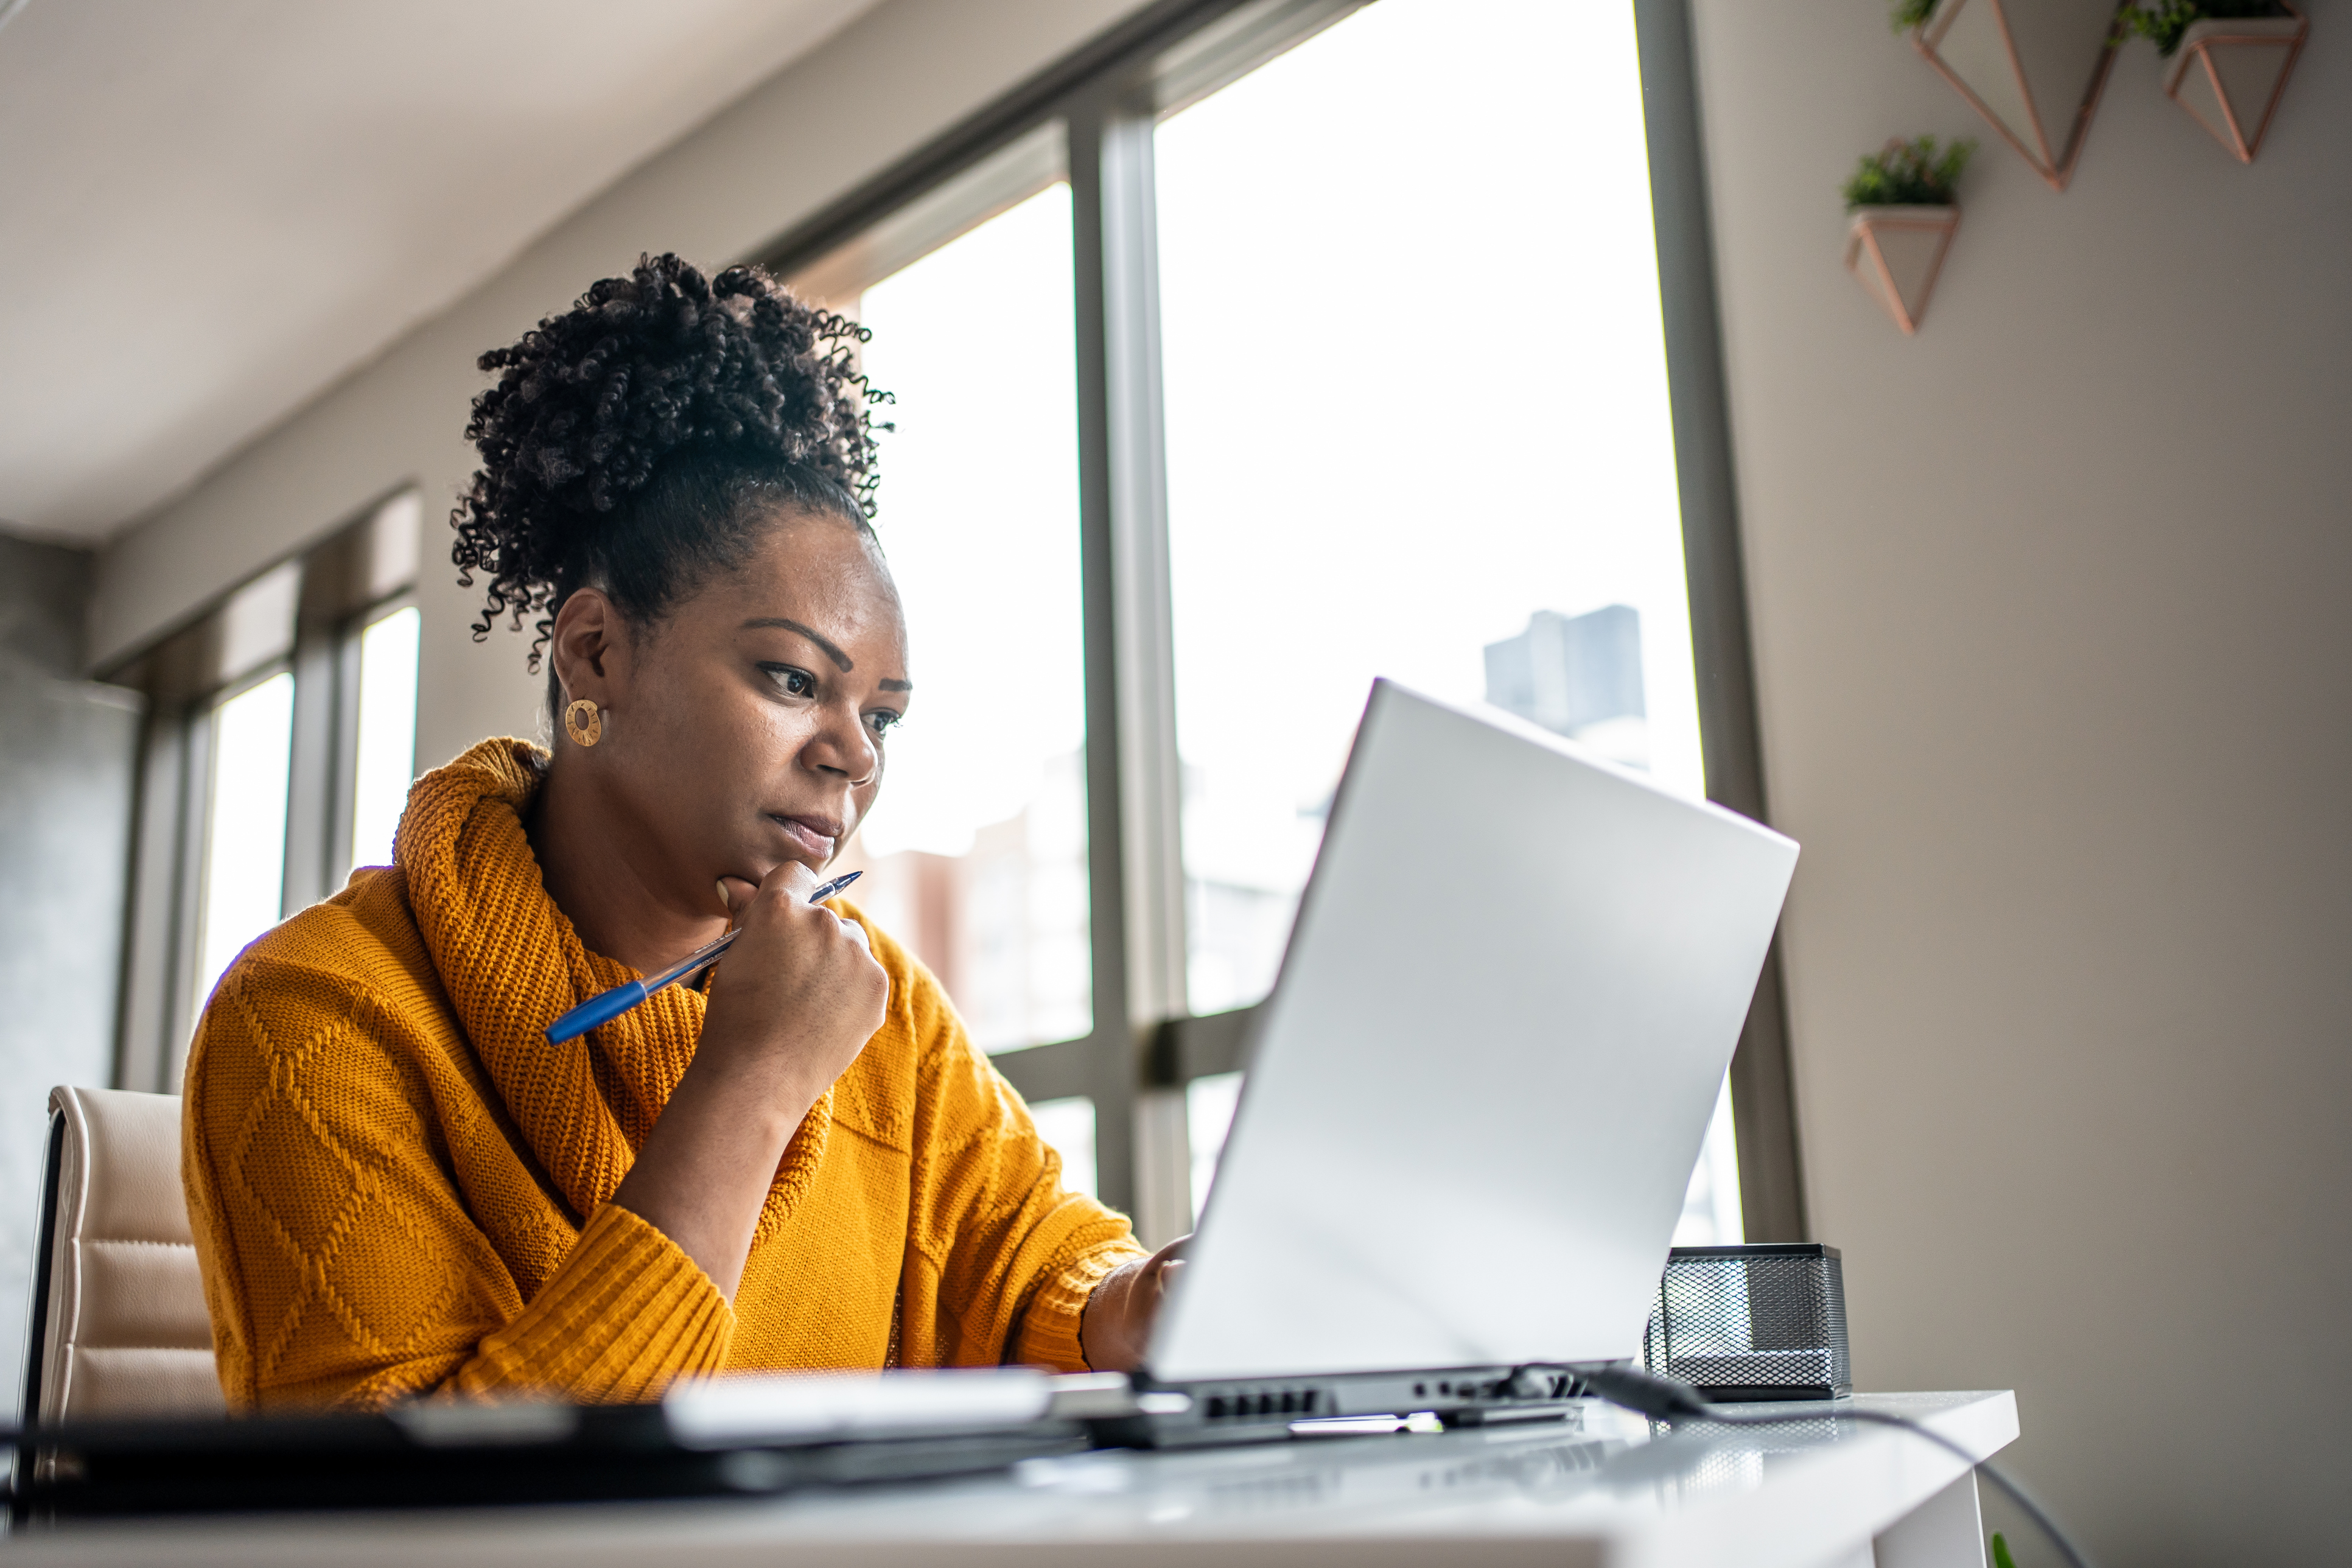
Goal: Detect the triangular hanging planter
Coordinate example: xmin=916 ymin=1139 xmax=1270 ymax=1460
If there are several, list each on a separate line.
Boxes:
xmin=2164 ymin=5 xmax=2307 ymax=163
xmin=1845 ymin=207 xmax=1959 ymax=335
xmin=1911 ymin=0 xmax=2126 ymax=190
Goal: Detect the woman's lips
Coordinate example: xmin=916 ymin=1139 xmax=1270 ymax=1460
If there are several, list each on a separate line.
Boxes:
xmin=769 ymin=814 xmax=840 ymax=858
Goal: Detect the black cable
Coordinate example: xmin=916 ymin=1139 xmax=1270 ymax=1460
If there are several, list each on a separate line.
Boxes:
xmin=1577 ymin=1366 xmax=2093 ymax=1568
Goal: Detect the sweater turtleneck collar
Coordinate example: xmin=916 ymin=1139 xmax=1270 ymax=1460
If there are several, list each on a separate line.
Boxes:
xmin=393 ymin=737 xmax=828 ymax=1241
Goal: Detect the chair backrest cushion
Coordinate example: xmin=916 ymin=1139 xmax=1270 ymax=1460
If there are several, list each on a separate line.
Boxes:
xmin=29 ymin=1086 xmax=224 ymax=1421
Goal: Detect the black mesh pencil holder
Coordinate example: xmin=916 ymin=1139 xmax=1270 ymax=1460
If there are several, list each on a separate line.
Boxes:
xmin=1642 ymin=1243 xmax=1850 ymax=1401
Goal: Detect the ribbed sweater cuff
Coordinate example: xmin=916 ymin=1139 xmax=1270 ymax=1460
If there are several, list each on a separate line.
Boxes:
xmin=1014 ymin=1243 xmax=1146 ymax=1372
xmin=455 ymin=1203 xmax=735 ymax=1402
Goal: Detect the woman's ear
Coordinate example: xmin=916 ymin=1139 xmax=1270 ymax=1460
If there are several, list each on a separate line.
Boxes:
xmin=548 ymin=588 xmax=629 ymax=709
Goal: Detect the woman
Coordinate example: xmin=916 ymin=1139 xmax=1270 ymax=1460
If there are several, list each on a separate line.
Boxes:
xmin=181 ymin=255 xmax=1177 ymax=1410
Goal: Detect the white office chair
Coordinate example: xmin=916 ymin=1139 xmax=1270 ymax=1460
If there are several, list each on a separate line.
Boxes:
xmin=20 ymin=1086 xmax=225 ymax=1422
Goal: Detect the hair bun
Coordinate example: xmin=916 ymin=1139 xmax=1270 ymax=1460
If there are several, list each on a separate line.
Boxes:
xmin=451 ymin=253 xmax=886 ymax=666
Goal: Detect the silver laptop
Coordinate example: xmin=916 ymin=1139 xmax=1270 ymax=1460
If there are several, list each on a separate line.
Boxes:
xmin=1132 ymin=680 xmax=1797 ymax=1442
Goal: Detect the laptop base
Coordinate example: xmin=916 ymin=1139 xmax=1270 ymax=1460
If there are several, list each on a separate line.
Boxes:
xmin=1112 ymin=1363 xmax=1605 ymax=1449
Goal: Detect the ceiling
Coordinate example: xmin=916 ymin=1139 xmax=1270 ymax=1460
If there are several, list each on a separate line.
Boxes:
xmin=0 ymin=0 xmax=881 ymax=544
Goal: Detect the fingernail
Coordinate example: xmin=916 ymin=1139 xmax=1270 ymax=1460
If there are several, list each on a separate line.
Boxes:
xmin=716 ymin=879 xmax=732 ymax=912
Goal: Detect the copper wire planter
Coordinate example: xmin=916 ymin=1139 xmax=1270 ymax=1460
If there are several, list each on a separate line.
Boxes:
xmin=1844 ymin=206 xmax=1959 ymax=336
xmin=1910 ymin=0 xmax=2126 ymax=191
xmin=2163 ymin=4 xmax=2307 ymax=162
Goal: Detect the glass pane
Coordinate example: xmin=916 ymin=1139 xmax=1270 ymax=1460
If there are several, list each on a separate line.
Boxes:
xmin=195 ymin=671 xmax=295 ymax=1009
xmin=825 ymin=183 xmax=1091 ymax=1054
xmin=1158 ymin=0 xmax=1740 ymax=1241
xmin=1184 ymin=1070 xmax=1244 ymax=1225
xmin=1673 ymin=1076 xmax=1745 ymax=1246
xmin=1027 ymin=1095 xmax=1098 ymax=1200
xmin=348 ymin=604 xmax=420 ymax=872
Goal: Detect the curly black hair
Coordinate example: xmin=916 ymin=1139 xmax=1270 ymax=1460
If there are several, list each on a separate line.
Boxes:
xmin=451 ymin=253 xmax=891 ymax=675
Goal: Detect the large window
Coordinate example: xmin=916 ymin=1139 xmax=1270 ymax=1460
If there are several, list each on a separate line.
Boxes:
xmin=793 ymin=165 xmax=1101 ymax=1193
xmin=1153 ymin=0 xmax=1737 ymax=1243
xmin=750 ymin=0 xmax=1786 ymax=1244
xmin=192 ymin=670 xmax=296 ymax=1014
xmin=807 ymin=177 xmax=1093 ymax=1060
xmin=111 ymin=0 xmax=1790 ymax=1242
xmin=115 ymin=492 xmax=422 ymax=1089
xmin=347 ymin=603 xmax=421 ymax=873
xmin=1158 ymin=0 xmax=1704 ymax=1012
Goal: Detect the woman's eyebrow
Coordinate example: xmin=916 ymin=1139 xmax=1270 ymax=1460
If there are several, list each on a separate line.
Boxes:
xmin=878 ymin=679 xmax=912 ymax=693
xmin=741 ymin=617 xmax=852 ymax=671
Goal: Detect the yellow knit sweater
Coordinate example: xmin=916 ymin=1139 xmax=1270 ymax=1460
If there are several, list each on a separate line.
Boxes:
xmin=182 ymin=738 xmax=1143 ymax=1410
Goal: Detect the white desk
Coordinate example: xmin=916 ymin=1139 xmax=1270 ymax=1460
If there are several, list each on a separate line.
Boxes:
xmin=7 ymin=1391 xmax=2017 ymax=1568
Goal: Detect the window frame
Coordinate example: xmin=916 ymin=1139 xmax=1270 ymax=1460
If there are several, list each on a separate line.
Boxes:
xmin=752 ymin=0 xmax=1805 ymax=1242
xmin=108 ymin=490 xmax=421 ymax=1093
xmin=100 ymin=0 xmax=1802 ymax=1241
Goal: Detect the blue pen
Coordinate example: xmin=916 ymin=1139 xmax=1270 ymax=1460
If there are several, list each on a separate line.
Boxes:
xmin=544 ymin=870 xmax=864 ymax=1044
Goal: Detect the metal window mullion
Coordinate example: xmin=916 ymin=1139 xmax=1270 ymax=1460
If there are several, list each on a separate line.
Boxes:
xmin=1072 ymin=97 xmax=1138 ymax=1219
xmin=114 ymin=699 xmax=191 ymax=1093
xmin=281 ymin=602 xmax=341 ymax=917
xmin=324 ymin=618 xmax=366 ymax=894
xmin=985 ymin=1037 xmax=1097 ymax=1107
xmin=161 ymin=704 xmax=214 ymax=1091
xmin=1071 ymin=90 xmax=1190 ymax=1237
xmin=1096 ymin=110 xmax=1186 ymax=1027
xmin=1634 ymin=0 xmax=1807 ymax=1243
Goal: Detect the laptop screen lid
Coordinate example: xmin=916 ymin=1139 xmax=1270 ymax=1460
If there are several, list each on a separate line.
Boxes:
xmin=1146 ymin=680 xmax=1797 ymax=1384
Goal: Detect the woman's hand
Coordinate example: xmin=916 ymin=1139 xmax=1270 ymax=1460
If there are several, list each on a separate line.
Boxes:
xmin=1079 ymin=1236 xmax=1188 ymax=1371
xmin=610 ymin=861 xmax=887 ymax=1297
xmin=700 ymin=863 xmax=887 ymax=1104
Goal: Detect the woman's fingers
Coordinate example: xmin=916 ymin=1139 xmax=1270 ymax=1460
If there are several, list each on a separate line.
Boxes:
xmin=696 ymin=856 xmax=885 ymax=1092
xmin=755 ymin=859 xmax=821 ymax=908
xmin=716 ymin=875 xmax=770 ymax=918
xmin=1079 ymin=1242 xmax=1190 ymax=1371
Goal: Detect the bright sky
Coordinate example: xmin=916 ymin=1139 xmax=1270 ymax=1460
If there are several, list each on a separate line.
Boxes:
xmin=349 ymin=603 xmax=420 ymax=870
xmin=851 ymin=185 xmax=1087 ymax=860
xmin=1157 ymin=0 xmax=1703 ymax=901
xmin=197 ymin=671 xmax=294 ymax=1010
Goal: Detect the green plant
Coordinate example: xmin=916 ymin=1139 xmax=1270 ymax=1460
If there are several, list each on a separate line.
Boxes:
xmin=1991 ymin=1531 xmax=2020 ymax=1568
xmin=2120 ymin=0 xmax=2284 ymax=56
xmin=1841 ymin=136 xmax=1976 ymax=209
xmin=1889 ymin=0 xmax=1939 ymax=32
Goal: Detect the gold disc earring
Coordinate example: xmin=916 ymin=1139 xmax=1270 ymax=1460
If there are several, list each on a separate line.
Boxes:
xmin=563 ymin=698 xmax=603 ymax=748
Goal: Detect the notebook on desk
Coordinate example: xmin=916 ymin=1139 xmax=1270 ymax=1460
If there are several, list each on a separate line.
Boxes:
xmin=1123 ymin=680 xmax=1798 ymax=1445
xmin=10 ymin=1370 xmax=1112 ymax=1520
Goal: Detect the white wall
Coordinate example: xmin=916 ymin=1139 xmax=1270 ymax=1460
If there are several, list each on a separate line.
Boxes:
xmin=1691 ymin=5 xmax=2352 ymax=1563
xmin=91 ymin=0 xmax=1154 ymax=770
xmin=0 ymin=538 xmax=137 ymax=1403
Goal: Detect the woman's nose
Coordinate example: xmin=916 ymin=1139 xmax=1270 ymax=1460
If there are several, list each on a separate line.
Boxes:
xmin=807 ymin=703 xmax=878 ymax=785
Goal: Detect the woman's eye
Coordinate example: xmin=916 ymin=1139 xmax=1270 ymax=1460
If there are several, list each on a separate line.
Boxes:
xmin=763 ymin=665 xmax=816 ymax=698
xmin=867 ymin=711 xmax=903 ymax=738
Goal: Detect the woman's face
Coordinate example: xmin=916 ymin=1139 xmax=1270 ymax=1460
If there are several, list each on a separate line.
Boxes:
xmin=551 ymin=509 xmax=910 ymax=914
